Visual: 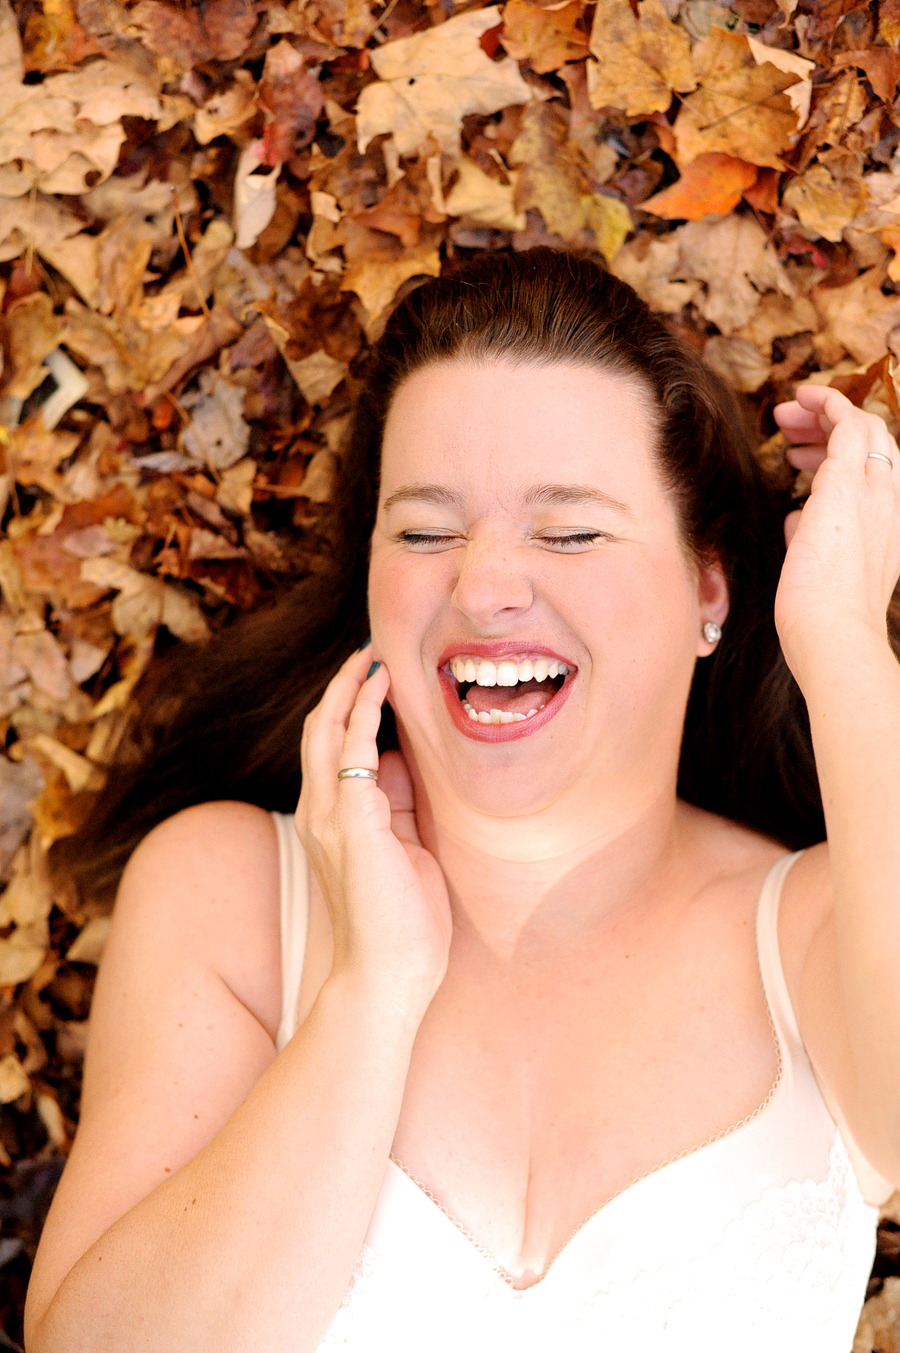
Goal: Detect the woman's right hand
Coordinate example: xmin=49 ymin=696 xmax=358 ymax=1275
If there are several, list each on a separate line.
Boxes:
xmin=296 ymin=646 xmax=452 ymax=1007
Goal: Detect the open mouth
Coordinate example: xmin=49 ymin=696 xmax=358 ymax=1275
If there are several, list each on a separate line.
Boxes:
xmin=439 ymin=652 xmax=576 ymax=740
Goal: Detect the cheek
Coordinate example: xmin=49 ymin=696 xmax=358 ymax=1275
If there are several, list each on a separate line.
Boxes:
xmin=367 ymin=549 xmax=447 ymax=649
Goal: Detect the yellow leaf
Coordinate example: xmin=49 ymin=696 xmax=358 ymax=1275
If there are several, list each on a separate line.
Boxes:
xmin=581 ymin=193 xmax=632 ymax=263
xmin=510 ymin=102 xmax=588 ymax=242
xmin=501 ymin=0 xmax=588 ymax=75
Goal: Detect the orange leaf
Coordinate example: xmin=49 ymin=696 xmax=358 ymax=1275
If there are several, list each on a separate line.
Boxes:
xmin=743 ymin=166 xmax=780 ymax=215
xmin=640 ymin=153 xmax=758 ymax=221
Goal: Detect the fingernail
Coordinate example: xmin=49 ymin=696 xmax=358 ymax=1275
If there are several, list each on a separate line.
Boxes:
xmin=356 ymin=635 xmax=372 ymax=652
xmin=366 ymin=661 xmax=380 ymax=680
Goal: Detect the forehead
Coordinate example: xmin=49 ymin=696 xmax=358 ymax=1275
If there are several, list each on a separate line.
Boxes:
xmin=380 ymin=359 xmax=662 ymax=504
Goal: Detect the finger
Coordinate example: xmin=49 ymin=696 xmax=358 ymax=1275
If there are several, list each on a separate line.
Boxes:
xmin=304 ymin=647 xmax=381 ymax=778
xmin=377 ymin=749 xmax=422 ymax=847
xmin=785 ymin=445 xmax=827 ymax=472
xmin=784 ymin=508 xmax=802 ymax=547
xmin=773 ymin=401 xmax=829 ymax=443
xmin=337 ymin=662 xmax=391 ymax=784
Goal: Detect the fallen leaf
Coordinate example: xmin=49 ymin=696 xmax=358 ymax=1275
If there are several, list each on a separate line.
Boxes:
xmin=679 ymin=213 xmax=792 ymax=333
xmin=356 ymin=6 xmax=533 ymax=157
xmin=510 ymin=102 xmax=590 ymax=241
xmin=581 ymin=192 xmax=632 ymax=263
xmin=259 ymin=40 xmax=324 ymax=166
xmin=587 ymin=0 xmax=695 ymax=117
xmin=611 ymin=230 xmax=700 ymax=314
xmin=0 ymin=1053 xmax=31 ymax=1102
xmin=194 ymin=71 xmax=258 ymax=146
xmin=284 ymin=349 xmax=348 ymax=405
xmin=812 ymin=266 xmax=900 ymax=365
xmin=298 ymin=449 xmax=339 ymax=502
xmin=832 ymin=48 xmax=900 ymax=106
xmin=215 ymin=458 xmax=256 ymax=515
xmin=182 ymin=376 xmax=250 ymax=471
xmin=783 ymin=164 xmax=868 ymax=242
xmin=65 ymin=914 xmax=111 ymax=964
xmin=703 ymin=334 xmax=771 ymax=390
xmin=444 ymin=156 xmax=526 ymax=232
xmin=22 ymin=0 xmax=100 ymax=73
xmin=501 ymin=0 xmax=588 ymax=75
xmin=674 ymin=26 xmax=802 ymax=170
xmin=737 ymin=291 xmax=819 ymax=351
xmin=641 ymin=152 xmax=758 ymax=219
xmin=233 ymin=141 xmax=281 ymax=250
xmin=0 ymin=754 xmax=44 ymax=881
xmin=2 ymin=292 xmax=65 ymax=400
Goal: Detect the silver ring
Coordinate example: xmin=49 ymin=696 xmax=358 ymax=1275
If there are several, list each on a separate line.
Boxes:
xmin=867 ymin=452 xmax=894 ymax=469
xmin=337 ymin=767 xmax=378 ymax=781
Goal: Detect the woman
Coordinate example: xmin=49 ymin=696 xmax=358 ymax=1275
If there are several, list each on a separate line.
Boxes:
xmin=22 ymin=250 xmax=900 ymax=1350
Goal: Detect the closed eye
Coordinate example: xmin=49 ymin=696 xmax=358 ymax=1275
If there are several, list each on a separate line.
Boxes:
xmin=538 ymin=531 xmax=614 ymax=550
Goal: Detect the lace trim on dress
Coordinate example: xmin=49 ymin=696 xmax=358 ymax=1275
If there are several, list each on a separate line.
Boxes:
xmin=388 ymin=927 xmax=786 ymax=1291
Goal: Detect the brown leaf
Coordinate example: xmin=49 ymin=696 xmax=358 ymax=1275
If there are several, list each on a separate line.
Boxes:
xmin=743 ymin=166 xmax=780 ymax=214
xmin=2 ymin=292 xmax=65 ymax=401
xmin=201 ymin=0 xmax=256 ymax=61
xmin=22 ymin=0 xmax=101 ymax=73
xmin=501 ymin=0 xmax=588 ymax=76
xmin=641 ymin=153 xmax=758 ymax=220
xmin=812 ymin=266 xmax=900 ymax=365
xmin=127 ymin=0 xmax=213 ymax=68
xmin=587 ymin=0 xmax=695 ymax=117
xmin=879 ymin=0 xmax=900 ymax=50
xmin=674 ymin=27 xmax=802 ymax=170
xmin=509 ymin=102 xmax=590 ymax=242
xmin=833 ymin=48 xmax=900 ymax=105
xmin=782 ymin=164 xmax=868 ymax=242
xmin=258 ymin=40 xmax=324 ymax=167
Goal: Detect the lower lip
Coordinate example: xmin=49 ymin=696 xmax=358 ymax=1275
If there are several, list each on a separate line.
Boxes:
xmin=438 ymin=669 xmax=575 ymax=742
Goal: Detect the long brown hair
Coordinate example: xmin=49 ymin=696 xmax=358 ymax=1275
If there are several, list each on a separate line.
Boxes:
xmin=57 ymin=248 xmax=828 ymax=906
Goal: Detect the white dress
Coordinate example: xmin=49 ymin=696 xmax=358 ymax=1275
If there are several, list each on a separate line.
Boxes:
xmin=271 ymin=812 xmax=890 ymax=1351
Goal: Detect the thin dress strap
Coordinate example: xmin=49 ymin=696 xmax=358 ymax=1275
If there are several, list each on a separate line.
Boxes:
xmin=755 ymin=850 xmax=806 ymax=1063
xmin=271 ymin=811 xmax=310 ymax=1053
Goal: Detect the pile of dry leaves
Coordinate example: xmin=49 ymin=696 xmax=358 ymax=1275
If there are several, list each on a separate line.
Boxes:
xmin=1 ymin=0 xmax=900 ymax=1340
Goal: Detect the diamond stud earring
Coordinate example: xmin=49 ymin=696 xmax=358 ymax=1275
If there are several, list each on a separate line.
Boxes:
xmin=703 ymin=621 xmax=722 ymax=644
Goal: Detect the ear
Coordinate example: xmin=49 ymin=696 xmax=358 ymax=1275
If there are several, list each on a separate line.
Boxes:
xmin=696 ymin=556 xmax=729 ymax=657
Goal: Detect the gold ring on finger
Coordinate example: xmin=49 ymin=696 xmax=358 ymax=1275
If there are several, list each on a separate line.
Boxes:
xmin=337 ymin=767 xmax=379 ymax=781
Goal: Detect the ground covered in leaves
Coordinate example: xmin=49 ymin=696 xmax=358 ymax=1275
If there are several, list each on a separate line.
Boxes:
xmin=2 ymin=0 xmax=900 ymax=1342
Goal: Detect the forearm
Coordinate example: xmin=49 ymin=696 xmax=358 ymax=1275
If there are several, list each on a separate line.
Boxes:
xmin=795 ymin=624 xmax=900 ymax=1159
xmin=33 ymin=972 xmax=425 ymax=1353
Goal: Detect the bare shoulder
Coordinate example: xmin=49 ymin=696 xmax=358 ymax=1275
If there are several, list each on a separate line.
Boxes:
xmin=24 ymin=800 xmax=288 ymax=1339
xmin=118 ymin=798 xmax=284 ymax=1041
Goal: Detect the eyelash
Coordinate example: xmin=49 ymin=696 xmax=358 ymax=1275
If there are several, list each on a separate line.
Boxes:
xmin=396 ymin=531 xmax=611 ymax=549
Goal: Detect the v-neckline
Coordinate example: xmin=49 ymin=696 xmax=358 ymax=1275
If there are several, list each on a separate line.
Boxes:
xmin=385 ymin=851 xmax=796 ymax=1294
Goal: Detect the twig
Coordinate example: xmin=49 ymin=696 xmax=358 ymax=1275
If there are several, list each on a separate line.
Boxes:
xmin=173 ymin=189 xmax=212 ymax=320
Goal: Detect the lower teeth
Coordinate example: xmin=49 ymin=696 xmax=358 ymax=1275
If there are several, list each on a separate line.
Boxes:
xmin=462 ymin=701 xmax=538 ymax=724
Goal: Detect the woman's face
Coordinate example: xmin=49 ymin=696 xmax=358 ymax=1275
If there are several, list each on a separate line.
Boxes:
xmin=368 ymin=358 xmax=727 ymax=823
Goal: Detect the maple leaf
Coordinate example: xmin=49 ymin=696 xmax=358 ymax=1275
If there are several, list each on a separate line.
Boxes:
xmin=356 ymin=6 xmax=533 ymax=157
xmin=674 ymin=27 xmax=803 ymax=170
xmin=587 ymin=0 xmax=695 ymax=118
xmin=501 ymin=0 xmax=588 ymax=76
xmin=641 ymin=153 xmax=758 ymax=220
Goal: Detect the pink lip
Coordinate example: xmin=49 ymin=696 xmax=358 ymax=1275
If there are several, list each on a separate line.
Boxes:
xmin=437 ymin=643 xmax=577 ymax=743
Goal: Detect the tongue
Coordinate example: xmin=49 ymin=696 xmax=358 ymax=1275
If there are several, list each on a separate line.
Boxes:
xmin=464 ymin=678 xmax=557 ymax=716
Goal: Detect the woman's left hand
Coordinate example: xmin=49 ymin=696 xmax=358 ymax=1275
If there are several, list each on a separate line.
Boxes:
xmin=773 ymin=384 xmax=900 ymax=673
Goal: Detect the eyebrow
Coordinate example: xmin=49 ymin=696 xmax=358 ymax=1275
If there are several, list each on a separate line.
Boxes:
xmin=381 ymin=483 xmax=633 ymax=516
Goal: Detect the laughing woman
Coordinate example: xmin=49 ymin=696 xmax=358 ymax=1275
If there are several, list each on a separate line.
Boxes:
xmin=23 ymin=250 xmax=900 ymax=1352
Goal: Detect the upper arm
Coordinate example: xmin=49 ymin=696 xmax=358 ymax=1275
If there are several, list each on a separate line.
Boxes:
xmin=25 ymin=799 xmax=285 ymax=1341
xmin=780 ymin=841 xmax=898 ymax=1184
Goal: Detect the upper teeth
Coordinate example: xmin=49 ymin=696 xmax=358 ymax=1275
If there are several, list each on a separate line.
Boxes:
xmin=449 ymin=656 xmax=568 ymax=686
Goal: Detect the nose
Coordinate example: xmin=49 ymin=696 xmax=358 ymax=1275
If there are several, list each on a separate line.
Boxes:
xmin=449 ymin=534 xmax=534 ymax=627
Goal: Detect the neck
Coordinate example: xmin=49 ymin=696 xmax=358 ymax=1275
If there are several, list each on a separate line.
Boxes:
xmin=410 ymin=773 xmax=694 ymax=961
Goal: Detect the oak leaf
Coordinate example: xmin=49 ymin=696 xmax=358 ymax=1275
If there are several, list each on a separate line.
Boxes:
xmin=641 ymin=153 xmax=758 ymax=220
xmin=501 ymin=0 xmax=588 ymax=75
